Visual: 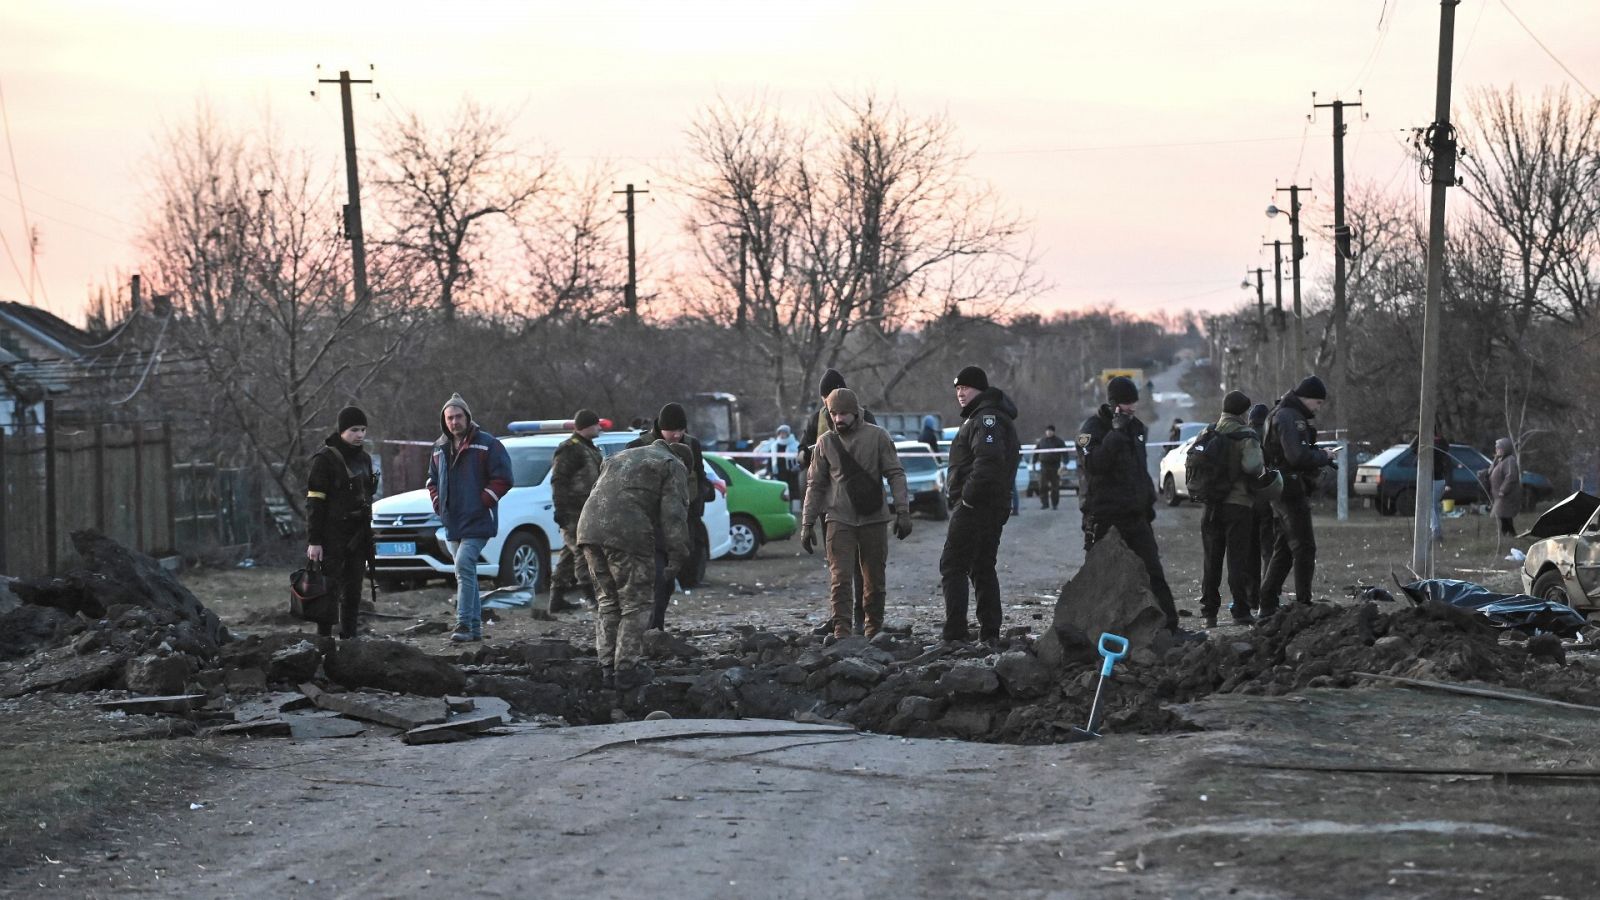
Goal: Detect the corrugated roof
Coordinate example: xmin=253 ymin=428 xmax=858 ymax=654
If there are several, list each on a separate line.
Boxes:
xmin=0 ymin=300 xmax=94 ymax=360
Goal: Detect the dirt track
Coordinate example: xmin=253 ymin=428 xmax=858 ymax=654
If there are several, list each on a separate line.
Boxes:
xmin=5 ymin=472 xmax=1597 ymax=897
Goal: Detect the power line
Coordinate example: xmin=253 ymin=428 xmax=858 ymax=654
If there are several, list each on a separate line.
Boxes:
xmin=1497 ymin=0 xmax=1597 ymax=100
xmin=0 ymin=75 xmax=47 ymax=311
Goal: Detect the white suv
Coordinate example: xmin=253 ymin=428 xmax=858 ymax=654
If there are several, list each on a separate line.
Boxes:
xmin=371 ymin=429 xmax=731 ymax=592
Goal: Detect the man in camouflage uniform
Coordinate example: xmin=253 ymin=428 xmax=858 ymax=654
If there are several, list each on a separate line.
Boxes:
xmin=576 ymin=439 xmax=692 ymax=689
xmin=549 ymin=409 xmax=604 ymax=614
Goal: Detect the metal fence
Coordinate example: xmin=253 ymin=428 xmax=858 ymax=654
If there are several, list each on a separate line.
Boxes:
xmin=0 ymin=415 xmax=174 ymax=576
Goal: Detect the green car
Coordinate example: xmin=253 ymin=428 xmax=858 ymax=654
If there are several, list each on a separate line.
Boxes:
xmin=706 ymin=453 xmax=798 ymax=560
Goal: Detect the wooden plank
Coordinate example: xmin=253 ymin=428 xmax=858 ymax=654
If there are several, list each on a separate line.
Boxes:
xmin=44 ymin=400 xmax=57 ymax=574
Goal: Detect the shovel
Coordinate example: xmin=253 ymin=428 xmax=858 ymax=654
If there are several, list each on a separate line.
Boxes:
xmin=1071 ymin=632 xmax=1129 ymax=741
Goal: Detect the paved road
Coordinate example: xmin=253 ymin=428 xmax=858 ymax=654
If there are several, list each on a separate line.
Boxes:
xmin=78 ymin=719 xmax=1186 ymax=899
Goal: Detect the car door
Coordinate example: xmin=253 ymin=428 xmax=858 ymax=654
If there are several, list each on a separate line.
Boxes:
xmin=1573 ymin=507 xmax=1600 ymax=599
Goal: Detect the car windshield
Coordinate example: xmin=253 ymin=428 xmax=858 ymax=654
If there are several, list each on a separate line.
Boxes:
xmin=509 ymin=446 xmax=555 ymax=487
xmin=902 ymin=453 xmax=939 ymax=474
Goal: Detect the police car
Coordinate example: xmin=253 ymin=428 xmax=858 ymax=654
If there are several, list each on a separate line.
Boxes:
xmin=370 ymin=420 xmax=732 ymax=592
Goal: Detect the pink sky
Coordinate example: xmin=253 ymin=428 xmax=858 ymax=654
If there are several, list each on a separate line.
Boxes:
xmin=1 ymin=1 xmax=1596 ymax=325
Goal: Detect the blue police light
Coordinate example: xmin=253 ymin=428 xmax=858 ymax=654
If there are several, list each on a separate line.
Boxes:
xmin=507 ymin=418 xmax=614 ymax=434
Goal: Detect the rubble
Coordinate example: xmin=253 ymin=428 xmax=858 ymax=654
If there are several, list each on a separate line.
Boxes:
xmin=324 ymin=639 xmax=465 ymax=696
xmin=5 ymin=532 xmax=1599 ymax=749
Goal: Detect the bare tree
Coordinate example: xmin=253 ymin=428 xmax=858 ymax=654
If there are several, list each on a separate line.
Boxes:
xmin=138 ymin=109 xmax=422 ymax=516
xmin=1460 ymin=86 xmax=1600 ymax=329
xmin=373 ymin=101 xmax=552 ymax=320
xmin=679 ymin=94 xmax=1040 ymax=420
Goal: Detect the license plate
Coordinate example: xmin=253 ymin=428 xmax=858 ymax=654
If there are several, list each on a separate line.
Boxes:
xmin=376 ymin=541 xmax=416 ymax=556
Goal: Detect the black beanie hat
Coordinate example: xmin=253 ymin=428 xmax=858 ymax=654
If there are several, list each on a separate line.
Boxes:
xmin=656 ymin=402 xmax=689 ymax=432
xmin=1247 ymin=403 xmax=1269 ymax=429
xmin=573 ymin=408 xmax=600 ymax=430
xmin=953 ymin=365 xmax=989 ymax=391
xmin=1294 ymin=375 xmax=1328 ymax=400
xmin=1223 ymin=390 xmax=1251 ymax=416
xmin=819 ymin=368 xmax=847 ymax=398
xmin=337 ymin=406 xmax=368 ymax=432
xmin=1107 ymin=376 xmax=1139 ymax=405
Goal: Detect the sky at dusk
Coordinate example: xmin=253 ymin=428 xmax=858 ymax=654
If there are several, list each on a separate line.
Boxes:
xmin=1 ymin=0 xmax=1597 ymax=325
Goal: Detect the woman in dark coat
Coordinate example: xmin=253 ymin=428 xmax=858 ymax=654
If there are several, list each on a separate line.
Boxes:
xmin=1488 ymin=437 xmax=1522 ymax=537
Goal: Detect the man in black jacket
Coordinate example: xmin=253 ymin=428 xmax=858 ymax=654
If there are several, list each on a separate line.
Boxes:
xmin=1259 ymin=375 xmax=1334 ymax=613
xmin=1077 ymin=376 xmax=1182 ymax=633
xmin=1034 ymin=424 xmax=1067 ymax=510
xmin=939 ymin=366 xmax=1020 ymax=644
xmin=305 ymin=406 xmax=378 ymax=640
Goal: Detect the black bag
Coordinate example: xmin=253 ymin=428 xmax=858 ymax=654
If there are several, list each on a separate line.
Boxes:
xmin=290 ymin=560 xmax=338 ymax=625
xmin=828 ymin=432 xmax=886 ymax=516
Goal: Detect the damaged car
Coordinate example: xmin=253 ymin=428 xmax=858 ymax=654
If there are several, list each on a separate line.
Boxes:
xmin=1519 ymin=490 xmax=1600 ymax=617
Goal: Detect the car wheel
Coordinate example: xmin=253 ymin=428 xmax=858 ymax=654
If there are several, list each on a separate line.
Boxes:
xmin=376 ymin=576 xmax=414 ymax=593
xmin=728 ymin=515 xmax=762 ymax=560
xmin=1393 ymin=488 xmax=1415 ymax=517
xmin=1531 ymin=569 xmax=1570 ymax=605
xmin=677 ymin=525 xmax=711 ymax=588
xmin=1162 ymin=475 xmax=1181 ymax=507
xmin=497 ymin=530 xmax=550 ymax=592
xmin=1375 ymin=493 xmax=1395 ymax=516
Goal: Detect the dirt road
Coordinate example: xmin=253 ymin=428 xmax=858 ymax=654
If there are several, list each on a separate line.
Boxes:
xmin=7 ymin=473 xmax=1591 ymax=898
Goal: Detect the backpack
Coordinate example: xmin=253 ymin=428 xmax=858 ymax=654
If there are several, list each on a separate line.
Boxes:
xmin=1185 ymin=426 xmax=1248 ymax=503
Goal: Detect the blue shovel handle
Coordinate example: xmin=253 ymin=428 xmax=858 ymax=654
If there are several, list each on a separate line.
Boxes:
xmin=1098 ymin=632 xmax=1129 ymax=677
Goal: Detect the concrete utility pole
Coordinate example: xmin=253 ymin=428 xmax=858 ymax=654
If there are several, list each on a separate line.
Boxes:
xmin=1412 ymin=1 xmax=1461 ymax=577
xmin=1314 ymin=93 xmax=1362 ymax=523
xmin=613 ymin=183 xmax=649 ymax=314
xmin=315 ymin=68 xmax=373 ymax=306
xmin=1245 ymin=266 xmax=1268 ymax=391
xmin=1271 ymin=184 xmax=1311 ymax=376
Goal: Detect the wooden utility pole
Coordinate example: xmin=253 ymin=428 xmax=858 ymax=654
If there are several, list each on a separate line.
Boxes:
xmin=1412 ymin=1 xmax=1461 ymax=577
xmin=1263 ymin=240 xmax=1288 ymax=391
xmin=1315 ymin=93 xmax=1362 ymax=522
xmin=614 ymin=183 xmax=649 ymax=314
xmin=1273 ymin=184 xmax=1311 ymax=375
xmin=315 ymin=68 xmax=373 ymax=307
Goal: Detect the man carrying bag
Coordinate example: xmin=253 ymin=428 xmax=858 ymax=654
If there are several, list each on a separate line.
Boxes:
xmin=800 ymin=388 xmax=911 ymax=640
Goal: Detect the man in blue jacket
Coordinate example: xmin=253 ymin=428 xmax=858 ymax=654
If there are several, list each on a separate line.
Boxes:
xmin=427 ymin=393 xmax=513 ymax=642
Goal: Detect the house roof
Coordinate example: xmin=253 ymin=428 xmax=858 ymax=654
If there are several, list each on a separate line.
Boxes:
xmin=0 ymin=300 xmax=95 ymax=361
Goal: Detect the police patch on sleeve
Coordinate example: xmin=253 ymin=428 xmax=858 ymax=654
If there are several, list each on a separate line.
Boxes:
xmin=983 ymin=415 xmax=995 ymax=428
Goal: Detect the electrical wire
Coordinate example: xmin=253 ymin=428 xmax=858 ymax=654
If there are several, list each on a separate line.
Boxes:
xmin=109 ymin=313 xmax=170 ymax=405
xmin=1497 ymin=0 xmax=1597 ymax=100
xmin=1342 ymin=0 xmax=1397 ymax=95
xmin=0 ymin=75 xmax=47 ymax=310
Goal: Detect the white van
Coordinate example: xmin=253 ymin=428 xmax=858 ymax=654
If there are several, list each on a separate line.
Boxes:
xmin=371 ymin=426 xmax=731 ymax=592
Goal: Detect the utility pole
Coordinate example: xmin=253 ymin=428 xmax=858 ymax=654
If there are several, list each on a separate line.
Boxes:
xmin=1245 ymin=266 xmax=1268 ymax=391
xmin=314 ymin=68 xmax=373 ymax=306
xmin=1262 ymin=240 xmax=1288 ymax=390
xmin=1314 ymin=93 xmax=1362 ymax=523
xmin=1412 ymin=0 xmax=1461 ymax=577
xmin=1271 ymin=184 xmax=1311 ymax=375
xmin=613 ymin=183 xmax=649 ymax=314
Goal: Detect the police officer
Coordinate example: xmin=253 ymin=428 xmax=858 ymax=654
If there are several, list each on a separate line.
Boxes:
xmin=1034 ymin=424 xmax=1067 ymax=510
xmin=1259 ymin=375 xmax=1335 ymax=613
xmin=1077 ymin=377 xmax=1183 ymax=634
xmin=305 ymin=406 xmax=378 ymax=640
xmin=549 ymin=408 xmax=604 ymax=613
xmin=577 ymin=438 xmax=692 ymax=690
xmin=939 ymin=365 xmax=1020 ymax=644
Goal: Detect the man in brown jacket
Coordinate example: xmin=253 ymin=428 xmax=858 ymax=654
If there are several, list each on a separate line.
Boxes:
xmin=800 ymin=388 xmax=911 ymax=639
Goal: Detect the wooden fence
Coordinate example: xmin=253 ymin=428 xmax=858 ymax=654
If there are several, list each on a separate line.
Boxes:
xmin=0 ymin=419 xmax=174 ymax=576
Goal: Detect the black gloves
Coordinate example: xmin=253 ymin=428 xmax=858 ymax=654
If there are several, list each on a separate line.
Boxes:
xmin=893 ymin=512 xmax=913 ymax=540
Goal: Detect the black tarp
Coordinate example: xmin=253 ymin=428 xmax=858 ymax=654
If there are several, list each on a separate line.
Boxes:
xmin=1398 ymin=578 xmax=1589 ymax=636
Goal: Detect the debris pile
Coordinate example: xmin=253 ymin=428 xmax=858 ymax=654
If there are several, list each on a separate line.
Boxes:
xmin=4 ymin=531 xmax=1599 ymax=748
